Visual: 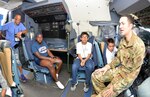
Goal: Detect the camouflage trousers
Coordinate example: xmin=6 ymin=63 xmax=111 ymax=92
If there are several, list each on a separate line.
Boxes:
xmin=91 ymin=68 xmax=131 ymax=97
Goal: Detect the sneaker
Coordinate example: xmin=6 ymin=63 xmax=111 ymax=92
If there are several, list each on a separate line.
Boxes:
xmin=6 ymin=87 xmax=12 ymax=97
xmin=56 ymin=81 xmax=64 ymax=89
xmin=71 ymin=82 xmax=78 ymax=91
xmin=84 ymin=83 xmax=89 ymax=92
xmin=20 ymin=74 xmax=27 ymax=82
xmin=11 ymin=82 xmax=16 ymax=87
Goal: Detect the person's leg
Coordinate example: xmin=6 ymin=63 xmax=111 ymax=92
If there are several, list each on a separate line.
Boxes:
xmin=91 ymin=68 xmax=114 ymax=94
xmin=54 ymin=57 xmax=63 ymax=74
xmin=85 ymin=59 xmax=94 ymax=85
xmin=71 ymin=59 xmax=81 ymax=85
xmin=14 ymin=48 xmax=27 ymax=82
xmin=40 ymin=60 xmax=64 ymax=89
xmin=40 ymin=60 xmax=57 ymax=81
xmin=0 ymin=70 xmax=9 ymax=97
xmin=14 ymin=48 xmax=23 ymax=74
xmin=83 ymin=59 xmax=94 ymax=92
xmin=94 ymin=75 xmax=130 ymax=97
xmin=1 ymin=89 xmax=7 ymax=97
xmin=71 ymin=59 xmax=81 ymax=91
xmin=0 ymin=49 xmax=14 ymax=86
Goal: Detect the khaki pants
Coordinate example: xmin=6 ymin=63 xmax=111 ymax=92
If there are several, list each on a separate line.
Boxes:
xmin=91 ymin=68 xmax=130 ymax=97
xmin=0 ymin=48 xmax=14 ymax=86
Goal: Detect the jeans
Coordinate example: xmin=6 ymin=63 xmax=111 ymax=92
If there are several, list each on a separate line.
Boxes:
xmin=71 ymin=58 xmax=94 ymax=85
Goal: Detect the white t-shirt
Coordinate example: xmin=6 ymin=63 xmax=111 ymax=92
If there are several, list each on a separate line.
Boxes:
xmin=76 ymin=42 xmax=92 ymax=58
xmin=106 ymin=47 xmax=117 ymax=64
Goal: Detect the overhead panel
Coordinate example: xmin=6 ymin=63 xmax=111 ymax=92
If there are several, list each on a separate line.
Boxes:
xmin=110 ymin=0 xmax=150 ymax=15
xmin=63 ymin=0 xmax=111 ymax=22
xmin=24 ymin=3 xmax=66 ymax=18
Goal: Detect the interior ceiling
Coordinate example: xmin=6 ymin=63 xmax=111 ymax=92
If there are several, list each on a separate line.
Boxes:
xmin=135 ymin=6 xmax=150 ymax=27
xmin=0 ymin=0 xmax=46 ymax=10
xmin=0 ymin=0 xmax=23 ymax=10
xmin=0 ymin=0 xmax=150 ymax=27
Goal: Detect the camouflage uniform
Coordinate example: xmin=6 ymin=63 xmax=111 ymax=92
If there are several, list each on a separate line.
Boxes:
xmin=92 ymin=33 xmax=145 ymax=97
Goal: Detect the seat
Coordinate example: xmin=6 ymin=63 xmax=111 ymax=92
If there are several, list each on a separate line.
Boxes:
xmin=99 ymin=41 xmax=107 ymax=65
xmin=22 ymin=38 xmax=51 ymax=84
xmin=94 ymin=40 xmax=104 ymax=68
xmin=0 ymin=40 xmax=24 ymax=96
xmin=0 ymin=40 xmax=16 ymax=86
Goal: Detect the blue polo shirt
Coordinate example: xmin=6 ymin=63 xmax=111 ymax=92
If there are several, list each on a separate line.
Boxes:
xmin=31 ymin=41 xmax=49 ymax=62
xmin=2 ymin=21 xmax=26 ymax=48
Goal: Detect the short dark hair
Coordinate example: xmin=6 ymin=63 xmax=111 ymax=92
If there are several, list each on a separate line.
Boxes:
xmin=107 ymin=38 xmax=114 ymax=45
xmin=80 ymin=32 xmax=89 ymax=38
xmin=14 ymin=14 xmax=21 ymax=18
xmin=35 ymin=32 xmax=42 ymax=37
xmin=121 ymin=15 xmax=134 ymax=24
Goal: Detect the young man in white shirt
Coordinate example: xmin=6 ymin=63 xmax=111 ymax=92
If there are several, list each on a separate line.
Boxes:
xmin=106 ymin=38 xmax=117 ymax=64
xmin=71 ymin=32 xmax=94 ymax=92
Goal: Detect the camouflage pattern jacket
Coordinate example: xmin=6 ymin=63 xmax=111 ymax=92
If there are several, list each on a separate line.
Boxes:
xmin=107 ymin=33 xmax=145 ymax=91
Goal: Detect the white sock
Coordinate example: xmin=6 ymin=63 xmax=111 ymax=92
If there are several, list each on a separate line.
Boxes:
xmin=11 ymin=82 xmax=16 ymax=87
xmin=56 ymin=74 xmax=58 ymax=79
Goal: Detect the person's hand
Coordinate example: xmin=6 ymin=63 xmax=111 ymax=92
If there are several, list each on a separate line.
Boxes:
xmin=52 ymin=56 xmax=57 ymax=59
xmin=94 ymin=65 xmax=110 ymax=75
xmin=80 ymin=60 xmax=86 ymax=66
xmin=102 ymin=84 xmax=115 ymax=97
xmin=16 ymin=32 xmax=22 ymax=38
xmin=48 ymin=57 xmax=55 ymax=63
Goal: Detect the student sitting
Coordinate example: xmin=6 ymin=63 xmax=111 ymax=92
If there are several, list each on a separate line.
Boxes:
xmin=0 ymin=69 xmax=9 ymax=97
xmin=105 ymin=38 xmax=117 ymax=64
xmin=71 ymin=32 xmax=94 ymax=92
xmin=31 ymin=33 xmax=64 ymax=89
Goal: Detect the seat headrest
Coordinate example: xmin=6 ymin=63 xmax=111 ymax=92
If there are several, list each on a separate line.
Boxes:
xmin=0 ymin=40 xmax=11 ymax=48
xmin=87 ymin=32 xmax=93 ymax=38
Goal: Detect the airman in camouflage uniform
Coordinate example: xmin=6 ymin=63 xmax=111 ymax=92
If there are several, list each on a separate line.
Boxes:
xmin=91 ymin=15 xmax=145 ymax=97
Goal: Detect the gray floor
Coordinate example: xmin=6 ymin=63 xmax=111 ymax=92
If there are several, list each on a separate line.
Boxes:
xmin=66 ymin=83 xmax=84 ymax=97
xmin=21 ymin=64 xmax=70 ymax=97
xmin=0 ymin=63 xmax=125 ymax=97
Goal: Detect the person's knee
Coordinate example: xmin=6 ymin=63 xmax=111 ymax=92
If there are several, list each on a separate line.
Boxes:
xmin=91 ymin=72 xmax=94 ymax=78
xmin=86 ymin=62 xmax=94 ymax=71
xmin=58 ymin=59 xmax=63 ymax=65
xmin=72 ymin=63 xmax=79 ymax=70
xmin=60 ymin=59 xmax=63 ymax=63
xmin=88 ymin=65 xmax=94 ymax=71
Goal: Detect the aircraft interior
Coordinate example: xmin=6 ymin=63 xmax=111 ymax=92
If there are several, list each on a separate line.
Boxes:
xmin=0 ymin=0 xmax=150 ymax=97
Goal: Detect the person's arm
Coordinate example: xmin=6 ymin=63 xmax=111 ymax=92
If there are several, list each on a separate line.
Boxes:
xmin=84 ymin=54 xmax=91 ymax=62
xmin=16 ymin=23 xmax=28 ymax=38
xmin=113 ymin=41 xmax=145 ymax=93
xmin=76 ymin=43 xmax=83 ymax=61
xmin=47 ymin=49 xmax=55 ymax=58
xmin=0 ymin=70 xmax=8 ymax=97
xmin=77 ymin=54 xmax=83 ymax=61
xmin=1 ymin=23 xmax=8 ymax=31
xmin=20 ymin=23 xmax=27 ymax=34
xmin=33 ymin=51 xmax=51 ymax=60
